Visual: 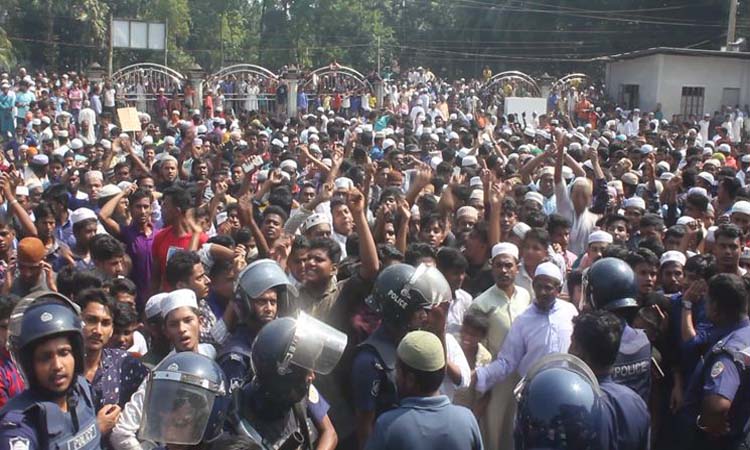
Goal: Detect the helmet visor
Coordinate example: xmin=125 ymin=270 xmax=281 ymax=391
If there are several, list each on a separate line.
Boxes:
xmin=514 ymin=353 xmax=601 ymax=401
xmin=405 ymin=264 xmax=453 ymax=308
xmin=279 ymin=311 xmax=348 ymax=375
xmin=236 ymin=259 xmax=298 ymax=299
xmin=139 ymin=374 xmax=217 ymax=445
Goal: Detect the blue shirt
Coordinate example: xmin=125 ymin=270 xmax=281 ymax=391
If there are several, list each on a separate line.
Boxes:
xmin=669 ymin=293 xmax=715 ymax=380
xmin=90 ymin=348 xmax=148 ymax=410
xmin=598 ymin=376 xmax=651 ymax=450
xmin=365 ymin=395 xmax=483 ymax=450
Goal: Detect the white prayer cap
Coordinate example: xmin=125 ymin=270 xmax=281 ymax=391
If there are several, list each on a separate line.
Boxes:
xmin=469 ymin=190 xmax=484 ymax=203
xmin=741 ymin=154 xmax=750 ymax=163
xmin=145 ymin=293 xmax=169 ymax=320
xmin=660 ymin=250 xmax=686 ymax=267
xmin=660 ymin=172 xmax=675 ymax=182
xmin=448 ymin=131 xmax=459 ymax=140
xmin=117 ymin=181 xmax=133 ymax=192
xmin=539 ymin=166 xmax=554 ymax=177
xmin=491 ymin=242 xmax=519 ymax=261
xmin=677 ymin=216 xmax=697 ymax=226
xmin=702 ymin=147 xmax=714 ymax=157
xmin=582 ymin=160 xmax=594 ymax=171
xmin=656 ymin=161 xmax=670 ymax=172
xmin=383 ymin=138 xmax=396 ymax=151
xmin=569 ymin=142 xmax=582 ymax=152
xmin=621 ymin=172 xmax=639 ymax=186
xmin=640 ymin=144 xmax=654 ymax=154
xmin=687 ymin=187 xmax=709 ymax=198
xmin=164 ymin=136 xmax=176 ymax=145
xmin=703 ymin=159 xmax=721 ymax=168
xmin=524 ymin=191 xmax=544 ymax=207
xmin=697 ymin=172 xmax=716 ymax=186
xmin=462 ymin=155 xmax=478 ymax=168
xmin=70 ymin=208 xmax=97 ymax=225
xmin=512 ymin=222 xmax=531 ymax=239
xmin=719 ymin=143 xmax=732 ymax=154
xmin=216 ymin=211 xmax=229 ymax=227
xmin=469 ymin=176 xmax=483 ymax=188
xmin=99 ymin=184 xmax=122 ymax=199
xmin=623 ymin=197 xmax=646 ymax=211
xmin=15 ymin=186 xmax=29 ymax=197
xmin=430 ymin=156 xmax=443 ymax=170
xmin=161 ymin=289 xmax=198 ymax=318
xmin=456 ymin=206 xmax=479 ymax=220
xmin=271 ymin=138 xmax=285 ymax=148
xmin=562 ymin=166 xmax=574 ymax=180
xmin=588 ymin=230 xmax=613 ymax=245
xmin=731 ymin=200 xmax=750 ymax=216
xmin=302 ymin=213 xmax=329 ymax=232
xmin=334 ymin=177 xmax=354 ymax=191
xmin=280 ymin=159 xmax=298 ymax=172
xmin=534 ymin=261 xmax=562 ymax=283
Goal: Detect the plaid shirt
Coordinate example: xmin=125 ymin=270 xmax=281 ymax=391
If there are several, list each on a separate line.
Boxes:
xmin=0 ymin=349 xmax=24 ymax=409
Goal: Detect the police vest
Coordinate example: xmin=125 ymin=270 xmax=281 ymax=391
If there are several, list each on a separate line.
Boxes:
xmin=0 ymin=376 xmax=100 ymax=450
xmin=357 ymin=329 xmax=398 ymax=416
xmin=705 ymin=324 xmax=750 ymax=448
xmin=611 ymin=325 xmax=652 ymax=403
xmin=232 ymin=393 xmax=318 ymax=450
xmin=217 ymin=326 xmax=257 ymax=392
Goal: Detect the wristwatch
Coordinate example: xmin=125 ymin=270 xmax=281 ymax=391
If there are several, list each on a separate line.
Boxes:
xmin=682 ymin=300 xmax=693 ymax=310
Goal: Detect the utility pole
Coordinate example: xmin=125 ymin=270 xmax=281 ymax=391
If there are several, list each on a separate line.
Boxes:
xmin=377 ymin=36 xmax=381 ymax=75
xmin=727 ymin=0 xmax=738 ymax=48
xmin=164 ymin=17 xmax=169 ymax=66
xmin=220 ymin=17 xmax=225 ymax=67
xmin=107 ymin=13 xmax=113 ymax=76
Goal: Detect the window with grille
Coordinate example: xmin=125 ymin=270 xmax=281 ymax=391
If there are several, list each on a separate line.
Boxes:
xmin=619 ymin=84 xmax=639 ymax=110
xmin=680 ymin=87 xmax=705 ymax=117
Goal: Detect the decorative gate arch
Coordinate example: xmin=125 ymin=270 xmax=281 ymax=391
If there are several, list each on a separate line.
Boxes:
xmin=111 ymin=63 xmax=187 ymax=116
xmin=302 ymin=63 xmax=373 ymax=96
xmin=552 ymin=73 xmax=590 ymax=92
xmin=203 ymin=64 xmax=280 ymax=114
xmin=483 ymin=71 xmax=541 ymax=97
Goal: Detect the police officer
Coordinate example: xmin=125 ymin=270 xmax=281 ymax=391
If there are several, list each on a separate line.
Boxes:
xmin=0 ymin=291 xmax=101 ymax=450
xmin=569 ymin=311 xmax=650 ymax=450
xmin=228 ymin=312 xmax=347 ymax=450
xmin=138 ymin=352 xmax=230 ymax=450
xmin=513 ymin=353 xmax=604 ymax=449
xmin=351 ymin=263 xmax=452 ymax=449
xmin=584 ymin=257 xmax=652 ymax=402
xmin=681 ymin=273 xmax=750 ymax=450
xmin=217 ymin=259 xmax=297 ymax=392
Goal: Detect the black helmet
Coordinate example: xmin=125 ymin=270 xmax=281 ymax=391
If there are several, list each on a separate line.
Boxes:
xmin=583 ymin=257 xmax=638 ymax=311
xmin=514 ymin=354 xmax=603 ymax=450
xmin=367 ymin=263 xmax=452 ymax=328
xmin=235 ymin=259 xmax=298 ymax=319
xmin=248 ymin=312 xmax=346 ymax=415
xmin=140 ymin=352 xmax=230 ymax=445
xmin=8 ymin=291 xmax=84 ymax=386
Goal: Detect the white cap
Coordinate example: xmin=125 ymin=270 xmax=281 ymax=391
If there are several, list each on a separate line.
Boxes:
xmin=719 ymin=143 xmax=732 ymax=154
xmin=334 ymin=177 xmax=354 ymax=191
xmin=640 ymin=144 xmax=654 ymax=154
xmin=534 ymin=261 xmax=562 ymax=283
xmin=677 ymin=216 xmax=697 ymax=226
xmin=99 ymin=184 xmax=122 ymax=198
xmin=271 ymin=138 xmax=285 ymax=148
xmin=383 ymin=138 xmax=396 ymax=151
xmin=741 ymin=154 xmax=750 ymax=163
xmin=164 ymin=136 xmax=176 ymax=145
xmin=512 ymin=222 xmax=531 ymax=239
xmin=491 ymin=242 xmax=519 ymax=260
xmin=141 ymin=136 xmax=153 ymax=146
xmin=469 ymin=176 xmax=483 ymax=188
xmin=15 ymin=186 xmax=29 ymax=197
xmin=731 ymin=200 xmax=750 ymax=216
xmin=31 ymin=154 xmax=49 ymax=166
xmin=660 ymin=250 xmax=686 ymax=267
xmin=588 ymin=230 xmax=613 ymax=245
xmin=469 ymin=190 xmax=484 ymax=203
xmin=703 ymin=159 xmax=721 ymax=168
xmin=623 ymin=197 xmax=646 ymax=211
xmin=687 ymin=187 xmax=709 ymax=198
xmin=697 ymin=172 xmax=716 ymax=186
xmin=302 ymin=213 xmax=330 ymax=232
xmin=456 ymin=206 xmax=479 ymax=220
xmin=448 ymin=131 xmax=459 ymax=140
xmin=70 ymin=208 xmax=97 ymax=225
xmin=145 ymin=293 xmax=169 ymax=320
xmin=524 ymin=191 xmax=544 ymax=207
xmin=161 ymin=289 xmax=198 ymax=318
xmin=216 ymin=211 xmax=228 ymax=226
xmin=462 ymin=155 xmax=478 ymax=167
xmin=69 ymin=138 xmax=83 ymax=150
xmin=279 ymin=159 xmax=298 ymax=172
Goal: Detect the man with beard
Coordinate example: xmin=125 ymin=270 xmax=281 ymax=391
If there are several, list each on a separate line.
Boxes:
xmin=467 ymin=243 xmax=530 ymax=450
xmin=217 ymin=259 xmax=296 ymax=392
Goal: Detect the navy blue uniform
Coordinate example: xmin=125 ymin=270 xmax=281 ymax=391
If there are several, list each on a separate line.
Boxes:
xmin=598 ymin=375 xmax=651 ymax=450
xmin=351 ymin=326 xmax=398 ymax=418
xmin=0 ymin=375 xmax=101 ymax=450
xmin=611 ymin=323 xmax=652 ymax=402
xmin=682 ymin=319 xmax=750 ymax=450
xmin=217 ymin=325 xmax=258 ymax=393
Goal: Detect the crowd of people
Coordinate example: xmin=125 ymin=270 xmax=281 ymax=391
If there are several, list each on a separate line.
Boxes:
xmin=0 ymin=62 xmax=748 ymax=450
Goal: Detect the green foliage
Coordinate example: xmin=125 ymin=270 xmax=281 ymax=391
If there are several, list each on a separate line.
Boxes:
xmin=0 ymin=0 xmax=741 ymax=76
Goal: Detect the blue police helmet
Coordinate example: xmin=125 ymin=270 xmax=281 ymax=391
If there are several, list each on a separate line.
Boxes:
xmin=8 ymin=291 xmax=84 ymax=385
xmin=140 ymin=352 xmax=230 ymax=445
xmin=583 ymin=257 xmax=638 ymax=311
xmin=235 ymin=259 xmax=298 ymax=319
xmin=514 ymin=353 xmax=603 ymax=450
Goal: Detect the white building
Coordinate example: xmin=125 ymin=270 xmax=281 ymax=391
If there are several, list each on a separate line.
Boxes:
xmin=604 ymin=47 xmax=750 ymax=120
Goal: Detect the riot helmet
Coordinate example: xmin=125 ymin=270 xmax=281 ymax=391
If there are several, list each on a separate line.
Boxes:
xmin=8 ymin=291 xmax=84 ymax=387
xmin=366 ymin=263 xmax=452 ymax=328
xmin=248 ymin=312 xmax=347 ymax=414
xmin=583 ymin=257 xmax=638 ymax=311
xmin=514 ymin=353 xmax=603 ymax=450
xmin=235 ymin=259 xmax=298 ymax=320
xmin=139 ymin=352 xmax=230 ymax=445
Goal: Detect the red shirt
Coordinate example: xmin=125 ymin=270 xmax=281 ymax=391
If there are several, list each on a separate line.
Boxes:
xmin=152 ymin=225 xmax=208 ymax=288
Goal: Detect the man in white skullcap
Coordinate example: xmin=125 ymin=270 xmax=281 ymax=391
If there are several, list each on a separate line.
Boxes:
xmin=579 ymin=230 xmax=613 ymax=270
xmin=111 ymin=288 xmax=215 ymax=450
xmin=472 ymin=262 xmax=578 ymax=444
xmin=468 ymin=243 xmax=530 ymax=450
xmin=659 ymin=250 xmax=686 ymax=295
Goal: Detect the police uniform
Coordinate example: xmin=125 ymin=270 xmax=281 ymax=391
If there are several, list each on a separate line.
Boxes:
xmin=0 ymin=375 xmax=101 ymax=450
xmin=598 ymin=375 xmax=651 ymax=450
xmin=611 ymin=322 xmax=652 ymax=402
xmin=351 ymin=326 xmax=398 ymax=418
xmin=683 ymin=319 xmax=750 ymax=450
xmin=217 ymin=325 xmax=258 ymax=393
